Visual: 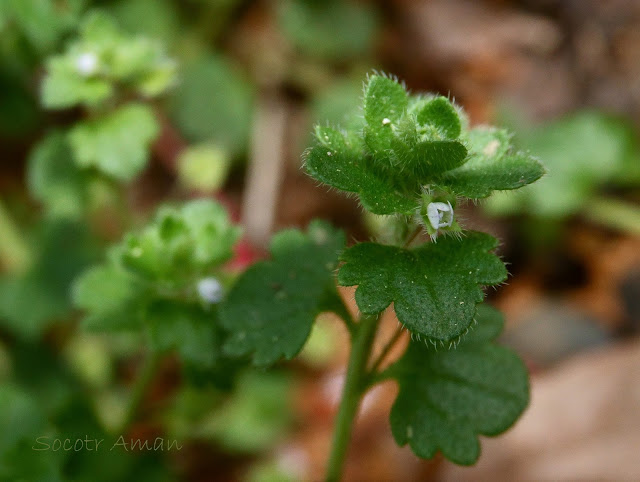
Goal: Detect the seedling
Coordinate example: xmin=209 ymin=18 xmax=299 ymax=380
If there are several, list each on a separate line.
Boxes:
xmin=220 ymin=74 xmax=545 ymax=480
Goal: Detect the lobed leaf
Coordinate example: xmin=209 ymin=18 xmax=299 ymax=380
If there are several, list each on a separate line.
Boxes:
xmin=389 ymin=305 xmax=529 ymax=465
xmin=68 ymin=103 xmax=159 ymax=181
xmin=219 ymin=221 xmax=346 ymax=366
xmin=305 ymin=126 xmax=416 ymax=215
xmin=338 ymin=232 xmax=507 ymax=342
xmin=117 ymin=199 xmax=241 ymax=282
xmin=363 ymin=75 xmax=408 ymax=159
xmin=416 ymin=96 xmax=462 ymax=139
xmin=441 ymin=127 xmax=545 ymax=198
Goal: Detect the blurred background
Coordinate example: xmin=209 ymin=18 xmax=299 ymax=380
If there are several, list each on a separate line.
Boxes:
xmin=0 ymin=0 xmax=639 ymax=480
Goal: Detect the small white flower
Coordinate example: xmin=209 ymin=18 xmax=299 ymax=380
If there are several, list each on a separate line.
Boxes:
xmin=426 ymin=201 xmax=454 ymax=230
xmin=75 ymin=52 xmax=99 ymax=76
xmin=197 ymin=277 xmax=224 ymax=304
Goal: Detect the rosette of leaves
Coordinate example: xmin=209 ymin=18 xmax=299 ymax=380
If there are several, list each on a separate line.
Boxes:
xmin=305 ymin=74 xmax=544 ymax=225
xmin=72 ymin=200 xmax=241 ymax=375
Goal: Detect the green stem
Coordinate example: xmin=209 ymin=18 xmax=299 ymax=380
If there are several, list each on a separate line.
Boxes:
xmin=118 ymin=351 xmax=160 ymax=434
xmin=368 ymin=325 xmax=404 ymax=375
xmin=326 ymin=313 xmax=379 ymax=482
xmin=0 ymin=199 xmax=31 ymax=273
xmin=582 ymin=196 xmax=640 ymax=236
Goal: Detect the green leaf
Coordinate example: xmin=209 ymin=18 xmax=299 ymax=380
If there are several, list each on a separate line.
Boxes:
xmin=0 ymin=384 xmax=64 ymax=481
xmin=391 ymin=135 xmax=468 ymax=182
xmin=338 ymin=232 xmax=507 ymax=342
xmin=41 ymin=57 xmax=113 ymax=109
xmin=109 ymin=0 xmax=182 ymax=44
xmin=68 ymin=103 xmax=159 ymax=181
xmin=219 ymin=221 xmax=345 ymax=366
xmin=40 ymin=11 xmax=175 ymax=109
xmin=6 ymin=0 xmax=85 ymax=53
xmin=276 ymin=0 xmax=377 ymax=61
xmin=27 ymin=131 xmax=89 ymax=219
xmin=198 ymin=370 xmax=292 ymax=452
xmin=389 ymin=305 xmax=529 ymax=465
xmin=441 ymin=127 xmax=545 ymax=198
xmin=363 ymin=75 xmax=408 ymax=159
xmin=305 ymin=126 xmax=416 ymax=215
xmin=416 ymin=96 xmax=462 ymax=139
xmin=168 ymin=55 xmax=254 ymax=155
xmin=146 ymin=300 xmax=220 ymax=369
xmin=117 ymin=199 xmax=241 ymax=282
xmin=177 ymin=144 xmax=231 ymax=193
xmin=72 ymin=264 xmax=149 ymax=332
xmin=486 ymin=110 xmax=636 ymax=217
xmin=0 ymin=222 xmax=97 ymax=339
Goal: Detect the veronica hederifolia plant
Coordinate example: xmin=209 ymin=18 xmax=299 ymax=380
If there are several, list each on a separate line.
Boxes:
xmin=72 ymin=200 xmax=241 ymax=429
xmin=219 ymin=73 xmax=544 ymax=481
xmin=28 ymin=11 xmax=177 ymax=220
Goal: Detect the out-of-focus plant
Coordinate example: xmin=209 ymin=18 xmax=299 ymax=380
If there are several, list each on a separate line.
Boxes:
xmin=72 ymin=200 xmax=241 ymax=428
xmin=219 ymin=74 xmax=545 ymax=481
xmin=29 ymin=11 xmax=176 ymax=219
xmin=276 ymin=0 xmax=378 ymax=62
xmin=168 ymin=55 xmax=254 ymax=157
xmin=487 ymin=110 xmax=640 ymax=235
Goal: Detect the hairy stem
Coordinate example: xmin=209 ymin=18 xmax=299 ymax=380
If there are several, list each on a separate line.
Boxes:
xmin=326 ymin=313 xmax=379 ymax=482
xmin=118 ymin=351 xmax=160 ymax=434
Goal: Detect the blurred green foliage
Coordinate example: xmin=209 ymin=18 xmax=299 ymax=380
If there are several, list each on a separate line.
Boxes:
xmin=168 ymin=55 xmax=254 ymax=156
xmin=41 ymin=12 xmax=176 ymax=109
xmin=277 ymin=0 xmax=378 ymax=61
xmin=487 ymin=111 xmax=640 ymax=218
xmin=0 ymin=221 xmax=97 ymax=339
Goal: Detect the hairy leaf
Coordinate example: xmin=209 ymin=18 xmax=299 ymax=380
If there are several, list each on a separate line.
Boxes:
xmin=416 ymin=96 xmax=462 ymax=139
xmin=338 ymin=232 xmax=507 ymax=342
xmin=219 ymin=221 xmax=345 ymax=366
xmin=363 ymin=75 xmax=408 ymax=159
xmin=305 ymin=126 xmax=415 ymax=214
xmin=441 ymin=127 xmax=545 ymax=198
xmin=389 ymin=305 xmax=529 ymax=465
